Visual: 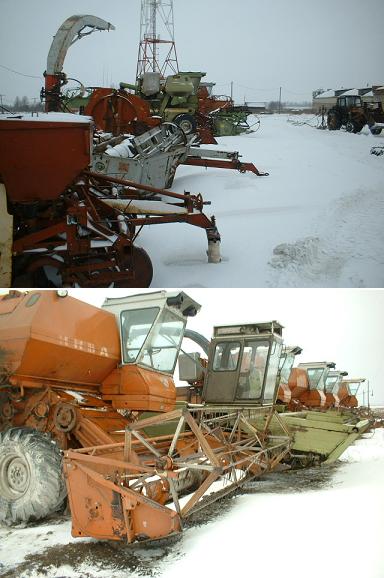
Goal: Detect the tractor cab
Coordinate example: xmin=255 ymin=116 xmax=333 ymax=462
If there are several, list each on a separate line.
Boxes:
xmin=337 ymin=95 xmax=362 ymax=110
xmin=202 ymin=321 xmax=284 ymax=405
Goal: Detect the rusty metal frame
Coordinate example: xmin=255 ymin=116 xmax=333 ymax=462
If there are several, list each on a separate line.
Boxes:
xmin=182 ymin=157 xmax=269 ymax=176
xmin=64 ymin=406 xmax=290 ymax=543
xmin=11 ymin=169 xmax=221 ymax=286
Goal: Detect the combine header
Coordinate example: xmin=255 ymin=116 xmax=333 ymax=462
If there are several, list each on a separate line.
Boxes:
xmin=65 ymin=405 xmax=289 ymax=542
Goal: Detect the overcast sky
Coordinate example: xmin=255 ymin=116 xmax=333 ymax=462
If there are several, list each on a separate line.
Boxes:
xmin=63 ymin=288 xmax=384 ymax=406
xmin=0 ymin=0 xmax=383 ymax=106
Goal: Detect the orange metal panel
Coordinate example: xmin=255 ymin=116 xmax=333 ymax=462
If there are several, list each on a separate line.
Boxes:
xmin=102 ymin=365 xmax=176 ymax=412
xmin=0 ymin=291 xmax=120 ymax=386
xmin=0 ymin=118 xmax=92 ymax=202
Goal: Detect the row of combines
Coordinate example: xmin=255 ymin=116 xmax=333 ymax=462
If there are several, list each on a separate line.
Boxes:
xmin=0 ymin=289 xmax=372 ymax=542
xmin=0 ymin=15 xmax=267 ymax=289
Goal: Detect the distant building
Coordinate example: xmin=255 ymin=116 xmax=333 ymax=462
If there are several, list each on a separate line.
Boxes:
xmin=244 ymin=101 xmax=267 ymax=114
xmin=313 ymin=85 xmax=384 ymax=112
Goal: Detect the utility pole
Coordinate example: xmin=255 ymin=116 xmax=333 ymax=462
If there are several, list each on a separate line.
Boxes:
xmin=278 ymin=86 xmax=282 ymax=114
xmin=0 ymin=94 xmax=4 ymax=111
xmin=367 ymin=380 xmax=370 ymax=410
xmin=230 ymin=81 xmax=233 ymax=101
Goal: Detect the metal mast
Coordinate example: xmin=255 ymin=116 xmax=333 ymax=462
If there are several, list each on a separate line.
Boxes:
xmin=136 ymin=0 xmax=179 ymax=80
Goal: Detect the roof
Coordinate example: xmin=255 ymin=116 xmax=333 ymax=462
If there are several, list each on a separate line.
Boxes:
xmin=340 ymin=88 xmax=359 ymax=96
xmin=314 ymin=89 xmax=335 ymax=99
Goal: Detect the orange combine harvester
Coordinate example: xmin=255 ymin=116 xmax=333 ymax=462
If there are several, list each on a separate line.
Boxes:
xmin=0 ymin=290 xmax=290 ymax=542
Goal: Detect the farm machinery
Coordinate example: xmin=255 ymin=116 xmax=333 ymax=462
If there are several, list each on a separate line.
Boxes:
xmin=42 ymin=15 xmax=264 ymax=164
xmin=324 ymin=369 xmax=349 ymax=408
xmin=327 ymin=94 xmax=384 ymax=134
xmin=178 ymin=339 xmax=370 ymax=468
xmin=0 ymin=113 xmax=222 ymax=288
xmin=276 ymin=345 xmax=303 ymax=405
xmin=338 ymin=378 xmax=365 ymax=408
xmin=0 ymin=290 xmax=291 ymax=542
xmin=277 ymin=360 xmax=336 ymax=410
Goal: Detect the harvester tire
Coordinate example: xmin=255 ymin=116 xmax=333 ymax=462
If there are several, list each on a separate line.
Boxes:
xmin=0 ymin=428 xmax=66 ymax=525
xmin=174 ymin=113 xmax=197 ymax=135
xmin=327 ymin=112 xmax=341 ymax=131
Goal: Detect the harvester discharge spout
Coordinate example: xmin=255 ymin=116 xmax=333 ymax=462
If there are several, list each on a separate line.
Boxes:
xmin=43 ymin=15 xmax=115 ymax=112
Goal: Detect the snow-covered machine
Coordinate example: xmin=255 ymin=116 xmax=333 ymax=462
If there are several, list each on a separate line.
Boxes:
xmin=0 ymin=113 xmax=221 ymax=287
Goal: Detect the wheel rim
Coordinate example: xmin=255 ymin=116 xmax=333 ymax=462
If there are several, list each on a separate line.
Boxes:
xmin=0 ymin=452 xmax=31 ymax=499
xmin=179 ymin=119 xmax=193 ymax=134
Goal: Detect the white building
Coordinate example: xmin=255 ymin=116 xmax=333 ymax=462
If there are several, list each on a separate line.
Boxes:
xmin=313 ymin=86 xmax=384 ymax=112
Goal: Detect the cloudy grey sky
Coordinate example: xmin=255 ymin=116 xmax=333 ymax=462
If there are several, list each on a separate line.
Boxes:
xmin=0 ymin=0 xmax=383 ymax=106
xmin=64 ymin=288 xmax=384 ymax=406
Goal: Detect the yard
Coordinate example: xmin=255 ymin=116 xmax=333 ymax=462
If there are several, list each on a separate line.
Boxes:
xmin=141 ymin=114 xmax=384 ymax=288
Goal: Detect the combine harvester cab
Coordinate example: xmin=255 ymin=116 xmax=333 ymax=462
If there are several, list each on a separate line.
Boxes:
xmin=64 ymin=315 xmax=291 ymax=543
xmin=324 ymin=370 xmax=349 ymax=408
xmin=276 ymin=345 xmax=303 ymax=405
xmin=289 ymin=361 xmax=336 ymax=409
xmin=338 ymin=378 xmax=365 ymax=408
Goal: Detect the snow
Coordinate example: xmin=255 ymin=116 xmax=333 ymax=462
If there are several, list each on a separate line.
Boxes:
xmin=1 ymin=428 xmax=384 ymax=578
xmin=314 ymin=89 xmax=335 ymax=98
xmin=340 ymin=88 xmax=360 ymax=96
xmin=138 ymin=114 xmax=384 ymax=288
xmin=105 ymin=138 xmax=134 ymax=158
xmin=0 ymin=112 xmax=92 ymax=123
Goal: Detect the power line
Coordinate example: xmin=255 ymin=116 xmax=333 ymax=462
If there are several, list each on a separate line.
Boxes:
xmin=0 ymin=63 xmax=41 ymax=80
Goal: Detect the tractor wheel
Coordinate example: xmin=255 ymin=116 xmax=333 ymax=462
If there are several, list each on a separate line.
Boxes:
xmin=173 ymin=113 xmax=197 ymax=135
xmin=345 ymin=120 xmax=364 ymax=134
xmin=0 ymin=428 xmax=66 ymax=525
xmin=327 ymin=112 xmax=341 ymax=130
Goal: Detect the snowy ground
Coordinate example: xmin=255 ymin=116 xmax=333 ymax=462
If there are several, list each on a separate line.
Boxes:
xmin=1 ymin=428 xmax=384 ymax=578
xmin=141 ymin=114 xmax=384 ymax=287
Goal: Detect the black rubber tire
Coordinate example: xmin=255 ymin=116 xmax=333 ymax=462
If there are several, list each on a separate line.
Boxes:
xmin=0 ymin=428 xmax=66 ymax=525
xmin=346 ymin=120 xmax=363 ymax=134
xmin=173 ymin=113 xmax=197 ymax=135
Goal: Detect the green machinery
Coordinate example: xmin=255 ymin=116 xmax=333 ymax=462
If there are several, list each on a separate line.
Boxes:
xmin=176 ymin=324 xmax=371 ymax=467
xmin=121 ymin=71 xmax=206 ymax=135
